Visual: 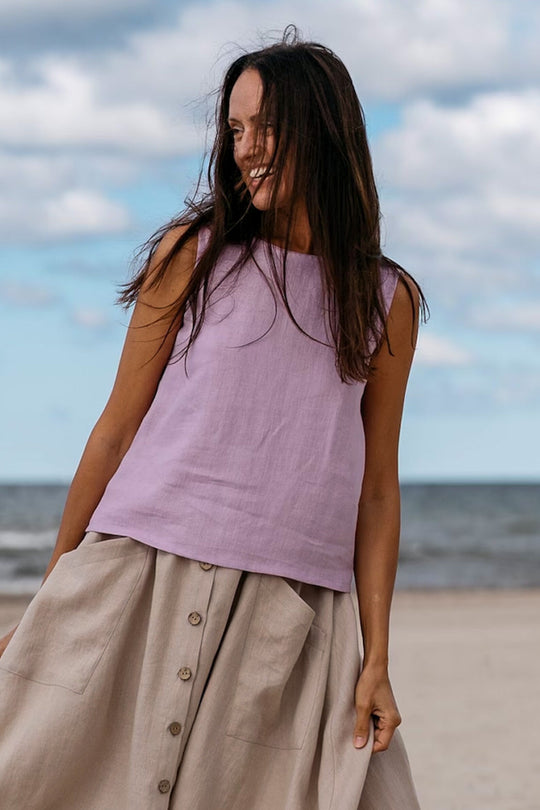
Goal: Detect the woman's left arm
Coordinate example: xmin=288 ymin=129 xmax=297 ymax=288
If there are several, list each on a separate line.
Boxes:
xmin=352 ymin=273 xmax=420 ymax=754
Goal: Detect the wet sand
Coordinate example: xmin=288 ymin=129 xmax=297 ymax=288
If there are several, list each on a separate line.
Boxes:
xmin=1 ymin=589 xmax=539 ymax=809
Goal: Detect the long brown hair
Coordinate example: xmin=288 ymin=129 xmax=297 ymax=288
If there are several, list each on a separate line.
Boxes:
xmin=118 ymin=24 xmax=429 ymax=383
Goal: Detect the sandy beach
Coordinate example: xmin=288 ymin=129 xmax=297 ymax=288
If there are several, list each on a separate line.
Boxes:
xmin=389 ymin=589 xmax=540 ymax=810
xmin=1 ymin=588 xmax=539 ymax=810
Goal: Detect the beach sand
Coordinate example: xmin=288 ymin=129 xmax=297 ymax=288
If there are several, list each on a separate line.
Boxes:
xmin=1 ymin=589 xmax=539 ymax=809
xmin=389 ymin=589 xmax=540 ymax=810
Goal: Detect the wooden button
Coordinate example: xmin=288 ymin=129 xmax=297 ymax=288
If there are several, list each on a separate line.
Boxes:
xmin=178 ymin=667 xmax=192 ymax=680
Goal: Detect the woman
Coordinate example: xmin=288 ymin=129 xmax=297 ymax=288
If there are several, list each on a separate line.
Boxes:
xmin=0 ymin=26 xmax=427 ymax=809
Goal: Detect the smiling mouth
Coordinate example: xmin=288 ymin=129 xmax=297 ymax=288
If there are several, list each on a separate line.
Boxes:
xmin=249 ymin=167 xmax=275 ymax=181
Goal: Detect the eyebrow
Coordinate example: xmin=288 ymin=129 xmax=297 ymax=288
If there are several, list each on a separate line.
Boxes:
xmin=227 ymin=114 xmax=267 ymax=124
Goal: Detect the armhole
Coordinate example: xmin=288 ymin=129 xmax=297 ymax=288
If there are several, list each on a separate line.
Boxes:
xmin=194 ymin=223 xmax=211 ymax=268
xmin=181 ymin=224 xmax=210 ymax=329
xmin=380 ymin=262 xmax=400 ymax=322
xmin=366 ymin=262 xmax=400 ymax=359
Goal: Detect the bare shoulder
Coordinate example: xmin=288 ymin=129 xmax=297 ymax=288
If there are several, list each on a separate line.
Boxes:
xmin=140 ymin=223 xmax=199 ymax=301
xmin=388 ymin=272 xmax=420 ymax=331
xmin=379 ymin=271 xmax=420 ymax=364
xmin=158 ymin=223 xmax=199 ymax=260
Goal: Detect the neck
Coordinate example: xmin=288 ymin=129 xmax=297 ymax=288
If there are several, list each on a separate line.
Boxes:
xmin=271 ymin=203 xmax=313 ymax=254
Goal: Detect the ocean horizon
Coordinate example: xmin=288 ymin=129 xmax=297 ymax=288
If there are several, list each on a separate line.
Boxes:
xmin=0 ymin=481 xmax=539 ymax=595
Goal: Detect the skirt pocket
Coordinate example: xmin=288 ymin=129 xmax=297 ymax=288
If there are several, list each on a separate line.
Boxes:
xmin=225 ymin=574 xmax=327 ymax=750
xmin=0 ymin=533 xmax=149 ymax=694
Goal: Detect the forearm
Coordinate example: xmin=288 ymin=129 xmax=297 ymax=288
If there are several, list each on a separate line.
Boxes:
xmin=353 ymin=489 xmax=401 ymax=668
xmin=41 ymin=427 xmax=127 ymax=585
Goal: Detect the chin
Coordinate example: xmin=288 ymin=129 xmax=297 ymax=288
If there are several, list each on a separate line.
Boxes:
xmin=248 ymin=195 xmax=270 ymax=211
xmin=249 ymin=190 xmax=288 ymax=212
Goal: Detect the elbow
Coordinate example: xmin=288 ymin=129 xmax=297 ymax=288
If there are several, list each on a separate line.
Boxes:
xmin=87 ymin=418 xmax=137 ymax=464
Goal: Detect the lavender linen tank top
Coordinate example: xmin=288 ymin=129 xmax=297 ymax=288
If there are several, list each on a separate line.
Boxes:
xmin=87 ymin=225 xmax=400 ymax=592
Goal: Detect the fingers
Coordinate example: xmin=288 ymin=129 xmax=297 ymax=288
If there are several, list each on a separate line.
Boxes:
xmin=353 ymin=672 xmax=402 ymax=753
xmin=372 ymin=712 xmax=401 ymax=753
xmin=354 ymin=711 xmax=402 ymax=753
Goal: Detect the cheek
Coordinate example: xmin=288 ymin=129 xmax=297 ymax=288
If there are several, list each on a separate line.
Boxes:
xmin=276 ymin=166 xmax=294 ymax=200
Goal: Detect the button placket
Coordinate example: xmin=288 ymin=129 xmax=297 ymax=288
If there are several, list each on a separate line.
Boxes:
xmin=153 ymin=559 xmax=217 ymax=797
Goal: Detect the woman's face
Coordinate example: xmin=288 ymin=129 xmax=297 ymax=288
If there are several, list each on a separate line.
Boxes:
xmin=227 ymin=68 xmax=293 ymax=212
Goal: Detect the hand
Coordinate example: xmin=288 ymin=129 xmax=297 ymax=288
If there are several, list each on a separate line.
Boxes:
xmin=353 ymin=663 xmax=402 ymax=753
xmin=0 ymin=624 xmax=19 ymax=659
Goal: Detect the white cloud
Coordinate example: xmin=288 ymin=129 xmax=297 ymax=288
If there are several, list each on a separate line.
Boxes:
xmin=470 ymin=303 xmax=540 ymax=332
xmin=42 ymin=190 xmax=131 ymax=237
xmin=313 ymin=0 xmax=521 ymax=101
xmin=375 ymin=88 xmax=540 ymax=305
xmin=376 ymin=90 xmax=540 ymax=196
xmin=0 ymin=58 xmax=196 ymax=155
xmin=0 ymin=188 xmax=132 ymax=242
xmin=1 ymin=1 xmax=537 ymax=159
xmin=0 ymin=150 xmax=137 ymax=193
xmin=4 ymin=1 xmax=538 ymax=102
xmin=0 ymin=0 xmax=538 ymax=265
xmin=0 ymin=148 xmax=137 ymax=241
xmin=71 ymin=307 xmax=110 ymax=329
xmin=414 ymin=332 xmax=473 ymax=366
xmin=69 ymin=0 xmax=540 ymax=110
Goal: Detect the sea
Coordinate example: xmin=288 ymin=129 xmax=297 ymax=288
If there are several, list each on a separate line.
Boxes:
xmin=0 ymin=483 xmax=539 ymax=595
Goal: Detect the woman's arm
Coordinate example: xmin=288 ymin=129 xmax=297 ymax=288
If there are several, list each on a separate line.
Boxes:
xmin=40 ymin=224 xmax=198 ymax=586
xmin=352 ymin=273 xmax=420 ymax=753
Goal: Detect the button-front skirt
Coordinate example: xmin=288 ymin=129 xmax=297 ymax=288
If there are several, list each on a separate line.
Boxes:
xmin=0 ymin=531 xmax=420 ymax=809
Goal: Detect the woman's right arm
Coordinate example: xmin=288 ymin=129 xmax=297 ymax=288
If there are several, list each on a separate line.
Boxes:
xmin=39 ymin=224 xmax=198 ymax=586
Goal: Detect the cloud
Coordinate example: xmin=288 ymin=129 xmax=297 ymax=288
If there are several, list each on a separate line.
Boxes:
xmin=60 ymin=0 xmax=540 ymax=109
xmin=0 ymin=280 xmax=58 ymax=307
xmin=414 ymin=332 xmax=473 ymax=367
xmin=0 ymin=0 xmax=165 ymax=58
xmin=376 ymin=90 xmax=540 ymax=196
xmin=71 ymin=307 xmax=111 ymax=329
xmin=470 ymin=303 xmax=540 ymax=333
xmin=2 ymin=1 xmax=539 ymax=101
xmin=0 ymin=150 xmax=138 ymax=193
xmin=0 ymin=0 xmax=152 ymax=17
xmin=313 ymin=0 xmax=529 ymax=101
xmin=374 ymin=88 xmax=540 ymax=302
xmin=0 ymin=188 xmax=132 ymax=242
xmin=1 ymin=1 xmax=538 ymax=157
xmin=0 ymin=58 xmax=197 ymax=155
xmin=43 ymin=189 xmax=132 ymax=237
xmin=0 ymin=0 xmax=538 ymax=271
xmin=0 ymin=2 xmax=536 ymax=196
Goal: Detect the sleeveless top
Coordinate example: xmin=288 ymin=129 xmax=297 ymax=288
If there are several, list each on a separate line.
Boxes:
xmin=87 ymin=225 xmax=400 ymax=592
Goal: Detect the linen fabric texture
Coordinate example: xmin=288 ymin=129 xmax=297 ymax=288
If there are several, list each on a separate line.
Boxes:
xmin=0 ymin=531 xmax=421 ymax=809
xmin=87 ymin=227 xmax=400 ymax=591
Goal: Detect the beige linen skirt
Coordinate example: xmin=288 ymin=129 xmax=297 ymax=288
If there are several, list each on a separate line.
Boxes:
xmin=0 ymin=530 xmax=420 ymax=809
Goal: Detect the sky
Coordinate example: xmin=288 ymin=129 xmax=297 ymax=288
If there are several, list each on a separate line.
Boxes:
xmin=1 ymin=0 xmax=539 ymax=483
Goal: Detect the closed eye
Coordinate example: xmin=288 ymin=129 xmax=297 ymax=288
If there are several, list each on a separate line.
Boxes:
xmin=227 ymin=122 xmax=274 ymax=136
